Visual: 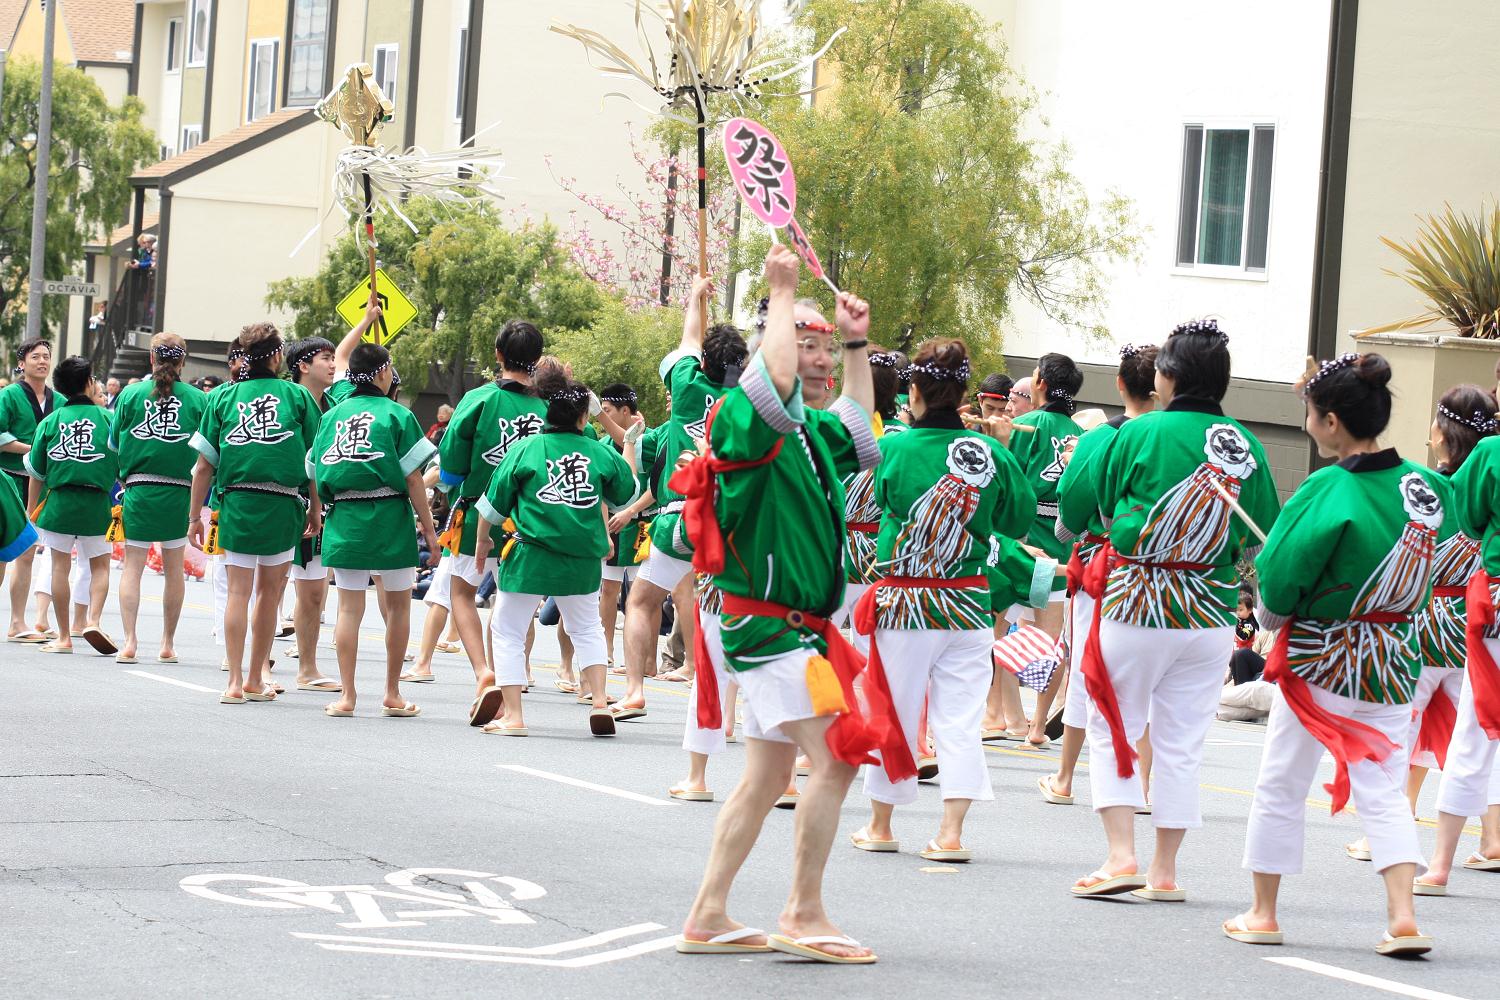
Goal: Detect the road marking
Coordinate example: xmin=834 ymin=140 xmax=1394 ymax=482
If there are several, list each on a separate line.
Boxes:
xmin=125 ymin=670 xmax=218 ymax=694
xmin=1265 ymin=957 xmax=1471 ymax=1000
xmin=307 ymin=934 xmax=679 ymax=967
xmin=497 ymin=764 xmax=680 ymax=807
xmin=293 ymin=922 xmax=668 ymax=956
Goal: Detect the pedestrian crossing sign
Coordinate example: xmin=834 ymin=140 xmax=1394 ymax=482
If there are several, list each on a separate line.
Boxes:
xmin=336 ymin=268 xmax=417 ymax=347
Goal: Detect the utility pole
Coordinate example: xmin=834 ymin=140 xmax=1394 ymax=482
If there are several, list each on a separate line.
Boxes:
xmin=24 ymin=0 xmax=59 ymax=342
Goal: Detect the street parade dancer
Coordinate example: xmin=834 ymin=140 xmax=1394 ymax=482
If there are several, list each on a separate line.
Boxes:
xmin=1043 ymin=343 xmax=1159 ymax=806
xmin=1 ymin=338 xmax=54 ymax=643
xmin=1230 ymin=352 xmax=1443 ymax=957
xmin=1072 ymin=320 xmax=1280 ymax=901
xmin=111 ymin=333 xmax=207 ymax=664
xmin=437 ymin=321 xmax=548 ymax=725
xmin=311 ymin=343 xmax=440 ymax=719
xmin=25 ymin=356 xmax=117 ymax=655
xmin=678 ymin=245 xmax=896 ymax=965
xmin=190 ymin=323 xmax=322 ymax=704
xmin=471 ymin=369 xmax=641 ymax=737
xmin=847 ymin=337 xmax=1038 ymax=862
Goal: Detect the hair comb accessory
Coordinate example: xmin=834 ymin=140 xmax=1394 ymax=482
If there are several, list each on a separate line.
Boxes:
xmin=908 ymin=358 xmax=971 ymax=382
xmin=1300 ymin=353 xmax=1360 ymax=397
xmin=1437 ymin=403 xmax=1500 ymax=436
xmin=1171 ymin=318 xmax=1229 ymax=346
xmin=1047 ymin=388 xmax=1074 ymax=405
xmin=1119 ymin=344 xmax=1141 ymax=359
xmin=549 ymin=385 xmax=591 ymax=404
xmin=868 ymin=353 xmax=901 ymax=369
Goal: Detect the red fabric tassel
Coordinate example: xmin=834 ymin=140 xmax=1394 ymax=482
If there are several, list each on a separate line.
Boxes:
xmin=1464 ymin=571 xmax=1500 ymax=741
xmin=1077 ymin=543 xmax=1137 ymax=778
xmin=1415 ymin=685 xmax=1458 ymax=770
xmin=1065 ymin=534 xmax=1107 ymax=598
xmin=667 ymin=402 xmax=784 ymax=576
xmin=1264 ymin=623 xmax=1399 ymax=815
xmin=693 ymin=598 xmax=722 ymax=731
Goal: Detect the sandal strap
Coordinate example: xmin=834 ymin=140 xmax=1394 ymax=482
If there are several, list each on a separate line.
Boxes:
xmin=708 ymin=927 xmax=765 ymax=944
xmin=793 ymin=935 xmax=862 ymax=948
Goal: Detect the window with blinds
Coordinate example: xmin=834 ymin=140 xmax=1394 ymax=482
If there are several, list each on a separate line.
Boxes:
xmin=1176 ymin=123 xmax=1275 ymax=273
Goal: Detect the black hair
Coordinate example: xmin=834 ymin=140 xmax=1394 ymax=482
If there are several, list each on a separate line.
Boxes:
xmin=53 ymin=356 xmax=93 ymax=398
xmin=1434 ymin=384 xmax=1498 ymax=475
xmin=977 ymin=373 xmax=1013 ymax=400
xmin=1156 ymin=319 xmax=1232 ymax=401
xmin=17 ymin=338 xmax=50 ymax=362
xmin=496 ymin=320 xmax=544 ymax=375
xmin=908 ymin=339 xmax=970 ymax=411
xmin=1117 ymin=345 xmax=1159 ymax=402
xmin=285 ymin=338 xmax=335 ymax=382
xmin=198 ymin=375 xmax=223 ymax=391
xmin=237 ymin=323 xmax=282 ymax=379
xmin=534 ymin=369 xmax=591 ymax=428
xmin=870 ymin=355 xmax=900 ymax=420
xmin=1305 ymin=353 xmax=1393 ymax=441
xmin=889 ymin=350 xmax=911 ymax=391
xmin=702 ymin=323 xmax=748 ymax=387
xmin=1036 ymin=352 xmax=1083 ymax=414
xmin=599 ymin=382 xmax=639 ymax=414
xmin=347 ymin=343 xmax=391 ymax=384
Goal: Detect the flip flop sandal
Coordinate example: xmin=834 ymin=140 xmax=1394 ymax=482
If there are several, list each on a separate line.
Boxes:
xmin=39 ymin=642 xmax=72 ymax=654
xmin=1037 ymin=775 xmax=1075 ymax=805
xmin=1222 ymin=914 xmax=1282 ymax=945
xmin=7 ymin=630 xmax=48 ymax=643
xmin=766 ymin=934 xmax=876 ymax=965
xmin=589 ymin=708 xmax=617 ymax=736
xmin=1412 ymin=879 xmax=1447 ymax=897
xmin=157 ymin=654 xmax=178 ymax=664
xmin=774 ymin=793 xmax=799 ymax=810
xmin=435 ymin=642 xmax=462 ymax=654
xmin=403 ymin=653 xmax=415 ymax=663
xmin=1131 ymin=885 xmax=1187 ymax=902
xmin=469 ymin=686 xmax=504 ymax=727
xmin=612 ymin=705 xmax=647 ymax=722
xmin=1345 ymin=843 xmax=1373 ymax=862
xmin=324 ymin=705 xmax=353 ymax=718
xmin=917 ymin=756 xmax=939 ymax=781
xmin=381 ymin=703 xmax=421 ymax=718
xmin=849 ymin=828 xmax=899 ymax=853
xmin=243 ymin=688 xmax=277 ymax=702
xmin=554 ymin=679 xmax=579 ymax=694
xmin=275 ymin=623 xmax=296 ymax=638
xmin=1376 ymin=932 xmax=1433 ymax=957
xmin=578 ymin=693 xmax=619 ymax=706
xmin=115 ymin=654 xmax=139 ymax=664
xmin=1070 ymin=870 xmax=1148 ymax=897
xmin=81 ymin=627 xmax=118 ymax=655
xmin=669 ymin=786 xmax=714 ymax=802
xmin=659 ymin=670 xmax=691 ymax=683
xmin=297 ymin=678 xmax=343 ymax=692
xmin=1136 ymin=803 xmax=1154 ymax=816
xmin=675 ymin=927 xmax=772 ymax=954
xmin=919 ymin=839 xmax=972 ymax=862
xmin=398 ymin=673 xmax=435 ymax=684
xmin=220 ymin=692 xmax=246 ymax=705
xmin=481 ymin=722 xmax=528 ymax=736
xmin=1462 ymin=852 xmax=1500 ymax=871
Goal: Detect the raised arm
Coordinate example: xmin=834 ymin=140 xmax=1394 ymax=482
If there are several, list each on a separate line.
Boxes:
xmin=679 ymin=274 xmax=714 ymax=357
xmin=834 ymin=292 xmax=873 ymax=416
xmin=334 ymin=291 xmax=383 ymax=377
xmin=761 ymin=245 xmax=801 ymax=401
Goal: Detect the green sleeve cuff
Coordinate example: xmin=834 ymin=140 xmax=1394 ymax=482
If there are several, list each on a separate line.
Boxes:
xmin=742 ymin=352 xmax=804 ymax=433
xmin=1027 ymin=557 xmax=1058 ymax=609
xmin=400 ymin=437 xmax=438 ymax=478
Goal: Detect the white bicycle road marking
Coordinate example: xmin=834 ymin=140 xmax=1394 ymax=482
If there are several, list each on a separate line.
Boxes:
xmin=1265 ymin=957 xmax=1471 ymax=1000
xmin=293 ymin=922 xmax=668 ymax=955
xmin=497 ymin=764 xmax=681 ymax=807
xmin=125 ymin=670 xmax=218 ymax=694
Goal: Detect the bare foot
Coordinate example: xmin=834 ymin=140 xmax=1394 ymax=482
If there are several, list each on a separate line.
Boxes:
xmin=474 ymin=670 xmax=496 ymax=699
xmin=1224 ymin=912 xmax=1279 ymax=934
xmin=777 ymin=914 xmax=871 ymax=961
xmin=1388 ymin=916 xmax=1421 ymax=939
xmin=1417 ymin=869 xmax=1450 ymax=888
xmin=326 ymin=698 xmax=355 ymax=714
xmin=119 ymin=642 xmax=138 ymax=660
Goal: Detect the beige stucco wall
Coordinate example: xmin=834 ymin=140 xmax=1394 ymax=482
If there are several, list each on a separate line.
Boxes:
xmin=412 ymin=0 xmax=466 ymax=150
xmin=362 ymin=0 xmax=413 ymax=141
xmin=83 ymin=64 xmax=130 ymax=106
xmin=1336 ymin=0 xmax=1500 ymax=346
xmin=208 ymin=0 xmax=248 ymax=136
xmin=11 ymin=0 xmax=78 ymax=63
xmin=241 ymin=0 xmax=285 ymax=123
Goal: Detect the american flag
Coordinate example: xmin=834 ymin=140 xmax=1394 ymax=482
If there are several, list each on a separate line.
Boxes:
xmin=993 ymin=625 xmax=1062 ymax=692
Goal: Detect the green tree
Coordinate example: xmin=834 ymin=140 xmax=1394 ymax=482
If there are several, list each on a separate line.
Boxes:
xmin=0 ymin=59 xmax=158 ymax=342
xmin=548 ymin=298 xmax=685 ymax=425
xmin=267 ymin=200 xmax=607 ymax=402
xmin=737 ymin=0 xmax=1138 ymax=355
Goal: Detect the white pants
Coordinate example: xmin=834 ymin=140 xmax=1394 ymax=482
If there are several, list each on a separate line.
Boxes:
xmin=1061 ymin=592 xmax=1095 ymax=729
xmin=1086 ymin=619 xmax=1233 ymax=826
xmin=637 ymin=547 xmax=691 ymax=592
xmin=601 ymin=563 xmax=637 ymax=584
xmin=492 ymin=591 xmax=604 ymax=688
xmin=683 ymin=612 xmax=735 ymax=756
xmin=448 ymin=553 xmax=492 ymax=588
xmin=1244 ymin=683 xmax=1423 ymax=874
xmin=1407 ymin=665 xmax=1465 ymax=771
xmin=424 ymin=558 xmax=453 ymax=610
xmin=291 ymin=554 xmax=327 ymax=582
xmin=1435 ymin=662 xmax=1500 ymax=818
xmin=863 ymin=628 xmax=995 ymax=807
xmin=32 ymin=542 xmax=98 ymax=604
xmin=333 ymin=567 xmax=415 ymax=591
xmin=125 ymin=536 xmax=187 ymax=550
xmin=211 ymin=555 xmax=228 ymax=645
xmin=831 ymin=582 xmax=871 ymax=655
xmin=31 ymin=549 xmax=51 ymax=598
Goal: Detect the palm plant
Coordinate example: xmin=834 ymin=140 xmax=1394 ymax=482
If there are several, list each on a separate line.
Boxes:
xmin=1367 ymin=202 xmax=1500 ymax=339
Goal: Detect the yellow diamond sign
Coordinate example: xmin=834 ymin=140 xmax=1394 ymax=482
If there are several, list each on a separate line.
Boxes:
xmin=336 ymin=268 xmax=417 ymax=347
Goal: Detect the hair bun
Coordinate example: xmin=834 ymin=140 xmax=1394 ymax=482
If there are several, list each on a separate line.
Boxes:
xmin=1356 ymin=352 xmax=1392 ymax=390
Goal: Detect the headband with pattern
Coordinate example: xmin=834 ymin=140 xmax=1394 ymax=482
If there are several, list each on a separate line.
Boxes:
xmin=907 ymin=358 xmax=971 ymax=382
xmin=1301 ymin=353 xmax=1360 ymax=396
xmin=547 ymin=385 xmax=591 ymax=404
xmin=153 ymin=345 xmax=186 ymax=361
xmin=1171 ymin=318 xmax=1229 ymax=346
xmin=869 ymin=353 xmax=901 ymax=369
xmin=234 ymin=341 xmax=282 ymax=379
xmin=345 ymin=361 xmax=391 ymax=385
xmin=1438 ymin=402 xmax=1500 ymax=435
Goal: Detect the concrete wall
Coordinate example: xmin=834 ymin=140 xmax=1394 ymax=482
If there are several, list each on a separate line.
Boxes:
xmin=1334 ymin=0 xmax=1500 ymax=347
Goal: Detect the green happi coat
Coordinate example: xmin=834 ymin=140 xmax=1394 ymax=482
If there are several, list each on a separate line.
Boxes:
xmin=310 ymin=389 xmax=437 ymax=571
xmin=1413 ymin=468 xmax=1478 ymax=670
xmin=192 ymin=374 xmax=321 ymax=555
xmin=1094 ymin=397 xmax=1281 ymax=630
xmin=1055 ymin=414 xmax=1129 ymax=566
xmin=1443 ymin=436 xmax=1500 ymax=640
xmin=0 ymin=470 xmax=36 ymax=559
xmin=476 ymin=427 xmax=638 ymax=596
xmin=325 ymin=378 xmax=356 ymax=409
xmin=869 ymin=414 xmax=1036 ymax=631
xmin=1257 ymin=450 xmax=1450 ymax=704
xmin=112 ymin=379 xmax=208 ymax=543
xmin=0 ymin=380 xmax=53 ymax=479
xmin=26 ymin=398 xmax=118 ymax=537
xmin=606 ymin=430 xmax=658 ymax=569
xmin=652 ymin=350 xmax=730 ymax=558
xmin=1008 ymin=403 xmax=1083 ymax=591
xmin=438 ymin=380 xmax=547 ymax=555
xmin=710 ymin=355 xmax=880 ymax=670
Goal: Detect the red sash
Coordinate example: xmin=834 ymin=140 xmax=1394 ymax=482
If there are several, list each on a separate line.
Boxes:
xmin=1463 ymin=571 xmax=1500 ymax=740
xmin=1065 ymin=533 xmax=1108 ymax=597
xmin=667 ymin=401 xmax=784 ymax=577
xmin=1263 ymin=615 xmax=1406 ymax=815
xmin=1415 ymin=685 xmax=1458 ymax=770
xmin=847 ymin=521 xmax=880 ymax=534
xmin=712 ymin=593 xmax=915 ymax=783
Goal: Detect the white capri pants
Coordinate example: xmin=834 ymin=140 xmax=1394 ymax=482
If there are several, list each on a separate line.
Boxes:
xmin=211 ymin=555 xmax=228 ymax=645
xmin=831 ymin=582 xmax=871 ymax=656
xmin=1244 ymin=683 xmax=1423 ymax=874
xmin=683 ymin=612 xmax=736 ymax=756
xmin=424 ymin=558 xmax=453 ymax=611
xmin=1086 ymin=619 xmax=1233 ymax=826
xmin=1407 ymin=665 xmax=1464 ymax=771
xmin=637 ymin=547 xmax=692 ymax=592
xmin=863 ymin=627 xmax=995 ymax=807
xmin=491 ymin=591 xmax=605 ymax=688
xmin=1061 ymin=592 xmax=1095 ymax=729
xmin=1435 ymin=661 xmax=1500 ymax=819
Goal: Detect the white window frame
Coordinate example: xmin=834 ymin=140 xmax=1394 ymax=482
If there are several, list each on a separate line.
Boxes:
xmin=1172 ymin=117 xmax=1276 ymax=283
xmin=165 ymin=17 xmax=184 ymax=74
xmin=246 ymin=38 xmax=280 ymax=122
xmin=286 ymin=0 xmax=331 ymax=107
xmin=372 ymin=43 xmax=400 ymax=110
xmin=181 ymin=125 xmax=203 ymax=152
xmin=187 ymin=0 xmax=212 ymax=68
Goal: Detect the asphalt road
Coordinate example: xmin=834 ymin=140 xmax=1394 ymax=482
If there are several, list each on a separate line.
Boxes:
xmin=5 ymin=566 xmax=1498 ymax=1000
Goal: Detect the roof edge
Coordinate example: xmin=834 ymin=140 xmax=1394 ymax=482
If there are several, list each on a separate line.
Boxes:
xmin=131 ymin=109 xmax=319 ymax=189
